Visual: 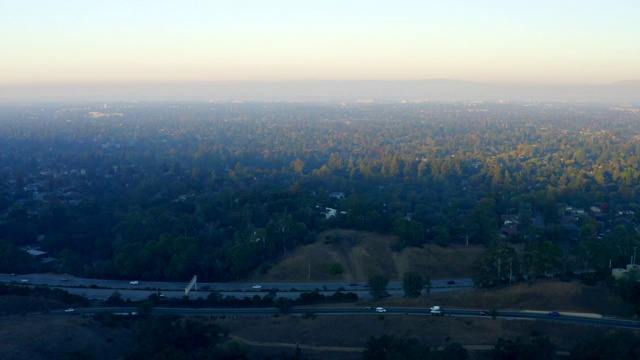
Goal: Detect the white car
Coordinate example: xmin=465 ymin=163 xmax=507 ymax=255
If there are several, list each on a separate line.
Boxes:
xmin=64 ymin=308 xmax=75 ymax=313
xmin=375 ymin=307 xmax=387 ymax=313
xmin=252 ymin=285 xmax=262 ymax=289
xmin=130 ymin=280 xmax=139 ymax=285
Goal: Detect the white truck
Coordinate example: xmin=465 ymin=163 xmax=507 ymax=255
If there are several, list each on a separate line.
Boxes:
xmin=429 ymin=306 xmax=443 ymax=316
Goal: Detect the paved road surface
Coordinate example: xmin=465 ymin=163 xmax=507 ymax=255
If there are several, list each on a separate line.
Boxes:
xmin=0 ymin=273 xmax=472 ymax=301
xmin=45 ymin=305 xmax=640 ymax=330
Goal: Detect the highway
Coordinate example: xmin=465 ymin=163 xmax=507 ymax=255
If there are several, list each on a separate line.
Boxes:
xmin=0 ymin=273 xmax=472 ymax=301
xmin=4 ymin=272 xmax=639 ymax=330
xmin=46 ymin=305 xmax=640 ymax=330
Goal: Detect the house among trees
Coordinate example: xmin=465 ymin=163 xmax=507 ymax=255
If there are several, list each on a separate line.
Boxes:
xmin=23 ymin=247 xmax=48 ymax=261
xmin=500 ymin=214 xmax=518 ymax=237
xmin=329 ymin=192 xmax=345 ymax=199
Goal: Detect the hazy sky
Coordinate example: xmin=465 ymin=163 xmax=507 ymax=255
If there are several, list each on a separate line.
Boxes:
xmin=2 ymin=0 xmax=639 ymax=85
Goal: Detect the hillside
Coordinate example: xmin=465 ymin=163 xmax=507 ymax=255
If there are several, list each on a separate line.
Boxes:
xmin=252 ymin=229 xmax=483 ymax=282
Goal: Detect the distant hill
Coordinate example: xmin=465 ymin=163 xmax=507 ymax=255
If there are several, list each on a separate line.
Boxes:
xmin=2 ymin=79 xmax=640 ymax=103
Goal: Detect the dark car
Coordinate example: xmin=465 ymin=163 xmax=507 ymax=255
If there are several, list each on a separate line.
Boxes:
xmin=479 ymin=311 xmax=488 ymax=316
xmin=446 ymin=280 xmax=456 ymax=285
xmin=548 ymin=311 xmax=560 ymax=316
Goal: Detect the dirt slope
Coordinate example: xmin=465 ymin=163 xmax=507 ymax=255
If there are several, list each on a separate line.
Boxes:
xmin=253 ymin=229 xmax=483 ymax=282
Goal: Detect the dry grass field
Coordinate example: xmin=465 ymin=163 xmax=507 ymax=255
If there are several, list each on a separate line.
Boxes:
xmin=384 ymin=280 xmax=636 ymax=317
xmin=0 ymin=310 xmax=135 ymax=360
xmin=253 ymin=229 xmax=483 ymax=282
xmin=223 ymin=312 xmax=624 ymax=360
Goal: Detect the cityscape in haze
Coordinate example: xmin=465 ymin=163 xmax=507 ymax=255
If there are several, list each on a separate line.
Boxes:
xmin=2 ymin=1 xmax=640 ymax=360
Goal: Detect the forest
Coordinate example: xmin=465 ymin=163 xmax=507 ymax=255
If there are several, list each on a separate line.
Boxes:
xmin=1 ymin=102 xmax=640 ymax=286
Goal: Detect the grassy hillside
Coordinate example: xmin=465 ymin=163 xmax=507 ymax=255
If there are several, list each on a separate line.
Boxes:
xmin=0 ymin=314 xmax=135 ymax=360
xmin=253 ymin=229 xmax=483 ymax=282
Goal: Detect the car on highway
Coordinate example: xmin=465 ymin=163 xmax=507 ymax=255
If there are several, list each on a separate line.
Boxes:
xmin=446 ymin=280 xmax=456 ymax=285
xmin=375 ymin=307 xmax=387 ymax=313
xmin=252 ymin=285 xmax=262 ymax=289
xmin=129 ymin=281 xmax=139 ymax=285
xmin=20 ymin=279 xmax=29 ymax=283
xmin=64 ymin=308 xmax=75 ymax=313
xmin=548 ymin=311 xmax=560 ymax=316
xmin=10 ymin=273 xmax=16 ymax=276
xmin=479 ymin=311 xmax=488 ymax=316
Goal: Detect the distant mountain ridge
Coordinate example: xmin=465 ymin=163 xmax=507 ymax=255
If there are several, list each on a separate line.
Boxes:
xmin=1 ymin=79 xmax=639 ymax=104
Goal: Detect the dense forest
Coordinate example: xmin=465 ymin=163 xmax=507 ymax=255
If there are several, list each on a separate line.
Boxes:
xmin=1 ymin=102 xmax=640 ymax=285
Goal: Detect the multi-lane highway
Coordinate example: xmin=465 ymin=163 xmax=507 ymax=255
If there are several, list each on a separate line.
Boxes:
xmin=45 ymin=305 xmax=640 ymax=330
xmin=4 ymin=273 xmax=640 ymax=330
xmin=0 ymin=273 xmax=472 ymax=301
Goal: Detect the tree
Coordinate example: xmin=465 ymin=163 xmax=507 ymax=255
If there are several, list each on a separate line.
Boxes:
xmin=0 ymin=239 xmax=35 ymax=274
xmin=472 ymin=239 xmax=519 ymax=288
xmin=392 ymin=218 xmax=426 ymax=249
xmin=368 ymin=275 xmax=389 ymax=299
xmin=107 ymin=291 xmax=125 ymax=306
xmin=523 ymin=241 xmax=561 ymax=279
xmin=402 ymin=272 xmax=424 ymax=298
xmin=329 ymin=262 xmax=344 ymax=275
xmin=466 ymin=198 xmax=499 ymax=244
xmin=423 ymin=275 xmax=432 ymax=295
xmin=275 ymin=297 xmax=293 ymax=314
xmin=291 ymin=158 xmax=305 ymax=175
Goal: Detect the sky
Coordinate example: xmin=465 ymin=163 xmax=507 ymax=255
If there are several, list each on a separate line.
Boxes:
xmin=1 ymin=0 xmax=639 ymax=86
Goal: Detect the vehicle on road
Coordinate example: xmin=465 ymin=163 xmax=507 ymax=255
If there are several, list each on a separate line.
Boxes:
xmin=20 ymin=279 xmax=29 ymax=283
xmin=446 ymin=280 xmax=456 ymax=285
xmin=375 ymin=307 xmax=386 ymax=313
xmin=548 ymin=311 xmax=560 ymax=316
xmin=64 ymin=308 xmax=74 ymax=313
xmin=10 ymin=273 xmax=16 ymax=276
xmin=430 ymin=306 xmax=443 ymax=316
xmin=479 ymin=311 xmax=488 ymax=316
xmin=129 ymin=281 xmax=139 ymax=285
xmin=252 ymin=285 xmax=262 ymax=289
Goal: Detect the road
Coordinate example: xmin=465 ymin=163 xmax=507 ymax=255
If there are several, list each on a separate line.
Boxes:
xmin=0 ymin=273 xmax=472 ymax=301
xmin=46 ymin=305 xmax=640 ymax=330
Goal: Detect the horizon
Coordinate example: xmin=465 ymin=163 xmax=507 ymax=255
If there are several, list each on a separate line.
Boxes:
xmin=1 ymin=78 xmax=640 ymax=104
xmin=2 ymin=0 xmax=640 ymax=99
